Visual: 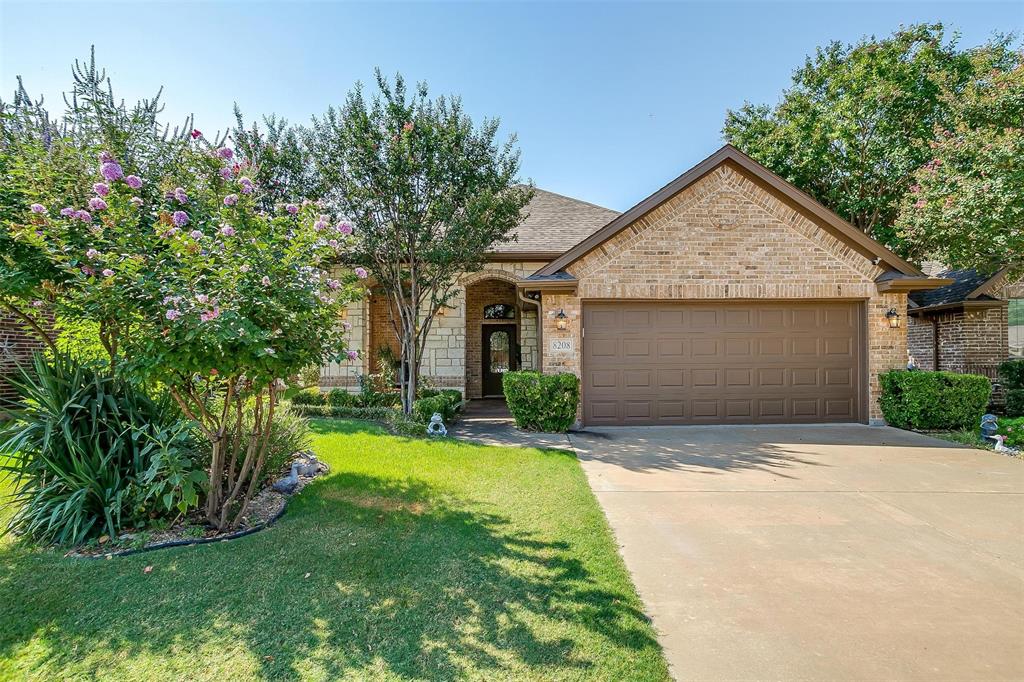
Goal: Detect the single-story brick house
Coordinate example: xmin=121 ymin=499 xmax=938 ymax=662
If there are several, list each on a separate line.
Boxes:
xmin=321 ymin=145 xmax=953 ymax=426
xmin=907 ymin=268 xmax=1023 ymax=378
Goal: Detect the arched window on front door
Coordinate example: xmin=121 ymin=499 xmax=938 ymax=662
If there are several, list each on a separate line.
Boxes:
xmin=483 ymin=303 xmax=515 ymax=319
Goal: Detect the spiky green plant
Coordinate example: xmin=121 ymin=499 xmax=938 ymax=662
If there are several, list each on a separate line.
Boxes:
xmin=0 ymin=353 xmax=202 ymax=545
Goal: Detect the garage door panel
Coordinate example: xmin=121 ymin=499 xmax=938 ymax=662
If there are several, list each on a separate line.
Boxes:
xmin=583 ymin=301 xmax=862 ymax=425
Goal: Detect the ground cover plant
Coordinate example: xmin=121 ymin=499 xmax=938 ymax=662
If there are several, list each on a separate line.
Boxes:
xmin=0 ymin=419 xmax=670 ymax=681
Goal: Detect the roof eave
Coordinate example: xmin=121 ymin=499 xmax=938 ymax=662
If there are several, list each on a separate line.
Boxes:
xmin=875 ymin=277 xmax=955 ymax=294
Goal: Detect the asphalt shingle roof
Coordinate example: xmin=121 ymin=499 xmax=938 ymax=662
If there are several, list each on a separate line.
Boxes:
xmin=490 ymin=188 xmax=619 ymax=254
xmin=909 ymin=268 xmax=999 ymax=308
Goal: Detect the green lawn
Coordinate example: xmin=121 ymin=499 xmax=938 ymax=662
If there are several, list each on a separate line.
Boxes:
xmin=0 ymin=420 xmax=669 ymax=681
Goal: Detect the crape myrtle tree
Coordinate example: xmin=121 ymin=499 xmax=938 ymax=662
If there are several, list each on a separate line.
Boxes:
xmin=0 ymin=48 xmax=200 ymax=358
xmin=7 ymin=139 xmax=363 ymax=529
xmin=308 ymin=71 xmax=533 ymax=413
xmin=723 ymin=24 xmax=1018 ymax=255
xmin=895 ymin=44 xmax=1024 ymax=272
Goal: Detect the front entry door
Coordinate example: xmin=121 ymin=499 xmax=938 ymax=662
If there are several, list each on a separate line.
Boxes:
xmin=482 ymin=324 xmax=517 ymax=397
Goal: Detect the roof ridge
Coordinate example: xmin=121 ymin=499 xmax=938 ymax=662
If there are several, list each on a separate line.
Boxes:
xmin=529 ymin=187 xmax=620 ymax=215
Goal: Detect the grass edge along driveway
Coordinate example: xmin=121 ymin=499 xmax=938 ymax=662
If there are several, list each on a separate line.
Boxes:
xmin=0 ymin=419 xmax=669 ymax=681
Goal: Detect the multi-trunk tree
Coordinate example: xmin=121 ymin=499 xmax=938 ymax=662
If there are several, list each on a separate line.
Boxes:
xmin=308 ymin=71 xmax=533 ymax=413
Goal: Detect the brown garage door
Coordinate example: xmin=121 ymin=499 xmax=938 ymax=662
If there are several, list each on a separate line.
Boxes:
xmin=582 ymin=301 xmax=864 ymax=425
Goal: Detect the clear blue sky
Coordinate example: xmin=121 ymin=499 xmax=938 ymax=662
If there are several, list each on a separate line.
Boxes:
xmin=1 ymin=1 xmax=1020 ymax=210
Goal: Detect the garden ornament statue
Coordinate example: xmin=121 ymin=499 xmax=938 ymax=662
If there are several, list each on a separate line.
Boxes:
xmin=992 ymin=434 xmax=1012 ymax=453
xmin=980 ymin=413 xmax=999 ymax=442
xmin=272 ymin=462 xmax=300 ymax=494
xmin=296 ymin=452 xmax=320 ymax=476
xmin=426 ymin=412 xmax=447 ymax=437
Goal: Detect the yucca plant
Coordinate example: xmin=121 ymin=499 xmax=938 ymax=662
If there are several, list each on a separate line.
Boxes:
xmin=0 ymin=352 xmax=202 ymax=545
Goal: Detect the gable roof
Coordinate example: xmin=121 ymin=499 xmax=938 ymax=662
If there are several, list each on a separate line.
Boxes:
xmin=909 ymin=268 xmax=1009 ymax=309
xmin=489 ymin=188 xmax=619 ymax=257
xmin=536 ymin=145 xmax=923 ymax=278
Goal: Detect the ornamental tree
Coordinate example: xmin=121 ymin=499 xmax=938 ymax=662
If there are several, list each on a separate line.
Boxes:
xmin=895 ymin=47 xmax=1024 ymax=272
xmin=8 ymin=141 xmax=362 ymax=529
xmin=722 ymin=24 xmax=1013 ymax=254
xmin=308 ymin=71 xmax=533 ymax=412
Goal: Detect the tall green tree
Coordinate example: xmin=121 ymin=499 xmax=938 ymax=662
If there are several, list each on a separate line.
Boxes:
xmin=723 ymin=24 xmax=1014 ymax=254
xmin=308 ymin=71 xmax=533 ymax=413
xmin=895 ymin=46 xmax=1023 ymax=271
xmin=231 ymin=106 xmax=318 ymax=211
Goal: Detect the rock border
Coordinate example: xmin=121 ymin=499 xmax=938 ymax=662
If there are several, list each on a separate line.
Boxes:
xmin=71 ymin=457 xmax=329 ymax=560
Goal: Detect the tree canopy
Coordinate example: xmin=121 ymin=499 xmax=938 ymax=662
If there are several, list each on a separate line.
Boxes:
xmin=723 ymin=24 xmax=1020 ymax=260
xmin=308 ymin=70 xmax=533 ymax=412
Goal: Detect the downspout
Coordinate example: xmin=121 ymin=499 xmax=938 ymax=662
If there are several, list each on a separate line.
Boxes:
xmin=517 ymin=287 xmax=542 ymax=372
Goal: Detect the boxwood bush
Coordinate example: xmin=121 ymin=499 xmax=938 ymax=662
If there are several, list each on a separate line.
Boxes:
xmin=999 ymin=359 xmax=1024 ymax=417
xmin=502 ymin=371 xmax=579 ymax=432
xmin=878 ymin=370 xmax=991 ymax=430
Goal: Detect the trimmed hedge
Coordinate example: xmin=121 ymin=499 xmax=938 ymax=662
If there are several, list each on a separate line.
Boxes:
xmin=411 ymin=390 xmax=463 ymax=425
xmin=288 ymin=404 xmax=397 ymax=421
xmin=878 ymin=370 xmax=991 ymax=430
xmin=999 ymin=359 xmax=1024 ymax=417
xmin=327 ymin=388 xmax=358 ymax=407
xmin=290 ymin=389 xmax=326 ymax=406
xmin=502 ymin=371 xmax=579 ymax=432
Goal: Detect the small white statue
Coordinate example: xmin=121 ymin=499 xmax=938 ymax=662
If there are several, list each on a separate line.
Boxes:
xmin=426 ymin=412 xmax=447 ymax=437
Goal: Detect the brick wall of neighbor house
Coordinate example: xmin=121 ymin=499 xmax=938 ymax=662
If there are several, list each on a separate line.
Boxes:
xmin=1 ymin=313 xmax=47 ymax=408
xmin=540 ymin=163 xmax=908 ymax=423
xmin=907 ymin=315 xmax=937 ymax=370
xmin=908 ymin=307 xmax=1008 ymax=374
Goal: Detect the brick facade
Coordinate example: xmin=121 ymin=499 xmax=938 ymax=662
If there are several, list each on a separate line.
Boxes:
xmin=0 ymin=312 xmax=48 ymax=407
xmin=540 ymin=164 xmax=906 ymax=423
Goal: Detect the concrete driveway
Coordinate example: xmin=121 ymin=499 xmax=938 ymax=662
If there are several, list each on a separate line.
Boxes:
xmin=570 ymin=424 xmax=1024 ymax=681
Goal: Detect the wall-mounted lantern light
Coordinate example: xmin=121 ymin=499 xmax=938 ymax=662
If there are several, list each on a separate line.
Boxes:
xmin=885 ymin=308 xmax=901 ymax=329
xmin=555 ymin=309 xmax=569 ymax=331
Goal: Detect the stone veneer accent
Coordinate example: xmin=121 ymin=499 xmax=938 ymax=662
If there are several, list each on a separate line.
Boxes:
xmin=541 ymin=163 xmax=907 ymax=423
xmin=320 ymin=262 xmax=545 ymax=395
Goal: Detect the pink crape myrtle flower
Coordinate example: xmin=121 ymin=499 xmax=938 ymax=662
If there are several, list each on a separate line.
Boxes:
xmin=88 ymin=197 xmax=108 ymax=211
xmin=173 ymin=187 xmax=189 ymax=204
xmin=240 ymin=264 xmax=251 ymax=273
xmin=354 ymin=267 xmax=368 ymax=279
xmin=172 ymin=211 xmax=190 ymax=227
xmin=196 ymin=294 xmax=209 ymax=304
xmin=223 ymin=194 xmax=238 ymax=206
xmin=125 ymin=175 xmax=143 ymax=189
xmin=239 ymin=177 xmax=254 ymax=194
xmin=285 ymin=203 xmax=299 ymax=215
xmin=93 ymin=182 xmax=110 ymax=197
xmin=336 ymin=221 xmax=353 ymax=235
xmin=60 ymin=207 xmax=75 ymax=217
xmin=327 ymin=279 xmax=341 ymax=290
xmin=166 ymin=309 xmax=181 ymax=320
xmin=102 ymin=268 xmax=114 ymax=277
xmin=130 ymin=197 xmax=144 ymax=207
xmin=200 ymin=306 xmax=221 ymax=323
xmin=189 ymin=229 xmax=203 ymax=240
xmin=219 ymin=167 xmax=233 ymax=180
xmin=76 ymin=210 xmax=92 ymax=223
xmin=100 ymin=161 xmax=124 ymax=182
xmin=216 ymin=147 xmax=233 ymax=160
xmin=261 ymin=276 xmax=271 ymax=286
xmin=30 ymin=203 xmax=47 ymax=214
xmin=346 ymin=350 xmax=359 ymax=361
xmin=220 ymin=225 xmax=236 ymax=236
xmin=86 ymin=248 xmax=100 ymax=259
xmin=191 ymin=129 xmax=203 ymax=139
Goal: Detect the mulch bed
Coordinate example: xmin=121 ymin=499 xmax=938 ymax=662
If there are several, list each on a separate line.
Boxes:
xmin=66 ymin=454 xmax=329 ymax=559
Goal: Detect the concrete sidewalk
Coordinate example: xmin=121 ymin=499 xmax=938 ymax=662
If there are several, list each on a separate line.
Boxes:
xmin=449 ymin=399 xmax=572 ymax=450
xmin=571 ymin=424 xmax=1024 ymax=681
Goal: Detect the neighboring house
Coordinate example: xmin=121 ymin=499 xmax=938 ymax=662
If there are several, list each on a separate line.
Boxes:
xmin=907 ymin=268 xmax=1024 ymax=379
xmin=0 ymin=312 xmax=46 ymax=408
xmin=321 ymin=145 xmax=951 ymax=426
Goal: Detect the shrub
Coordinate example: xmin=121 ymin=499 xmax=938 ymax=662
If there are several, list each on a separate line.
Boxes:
xmin=503 ymin=371 xmax=580 ymax=432
xmin=234 ymin=404 xmax=311 ymax=483
xmin=997 ymin=416 xmax=1024 ymax=448
xmin=417 ymin=388 xmax=440 ymax=399
xmin=0 ymin=353 xmax=204 ymax=545
xmin=387 ymin=410 xmax=426 ymax=438
xmin=327 ymin=388 xmax=357 ymax=407
xmin=439 ymin=389 xmax=463 ymax=409
xmin=999 ymin=360 xmax=1024 ymax=417
xmin=291 ymin=389 xmax=326 ymax=406
xmin=412 ymin=395 xmax=453 ymax=424
xmin=998 ymin=359 xmax=1024 ymax=390
xmin=1006 ymin=390 xmax=1024 ymax=418
xmin=878 ymin=370 xmax=991 ymax=430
